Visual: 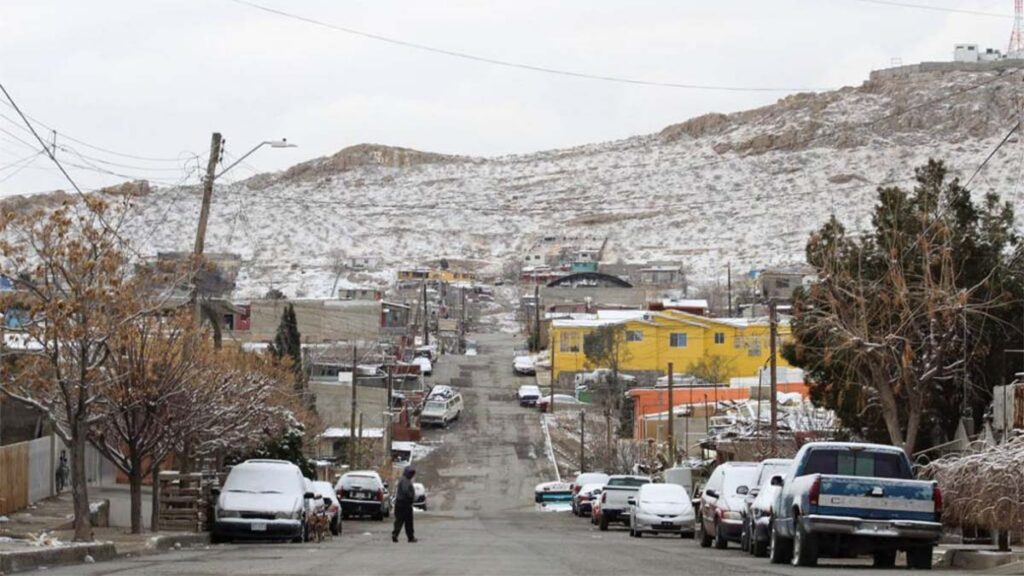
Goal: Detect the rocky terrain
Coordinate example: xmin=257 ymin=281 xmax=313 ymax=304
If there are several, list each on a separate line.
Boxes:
xmin=8 ymin=64 xmax=1024 ymax=298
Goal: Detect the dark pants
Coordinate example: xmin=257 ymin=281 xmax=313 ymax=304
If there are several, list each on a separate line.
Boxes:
xmin=392 ymin=503 xmax=415 ymax=541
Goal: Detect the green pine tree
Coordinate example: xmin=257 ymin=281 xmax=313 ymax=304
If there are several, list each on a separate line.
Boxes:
xmin=270 ymin=303 xmax=302 ymax=374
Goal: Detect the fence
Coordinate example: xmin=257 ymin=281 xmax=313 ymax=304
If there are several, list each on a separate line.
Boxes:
xmin=0 ymin=435 xmax=114 ymax=515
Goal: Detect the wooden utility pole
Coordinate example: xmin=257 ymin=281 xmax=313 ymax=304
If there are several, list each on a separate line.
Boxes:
xmin=769 ymin=300 xmax=779 ymax=451
xmin=421 ymin=282 xmax=429 ymax=346
xmin=385 ymin=365 xmax=394 ymax=466
xmin=579 ymin=410 xmax=586 ymax=473
xmin=667 ymin=362 xmax=675 ymax=466
xmin=192 ymin=132 xmax=223 ymax=326
xmin=349 ymin=343 xmax=358 ymax=465
xmin=460 ymin=287 xmax=467 ymax=351
xmin=727 ymin=262 xmax=733 ymax=317
xmin=533 ymin=284 xmax=541 ymax=352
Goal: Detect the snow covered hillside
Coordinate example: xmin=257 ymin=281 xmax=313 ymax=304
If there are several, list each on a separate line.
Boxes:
xmin=14 ymin=64 xmax=1024 ymax=298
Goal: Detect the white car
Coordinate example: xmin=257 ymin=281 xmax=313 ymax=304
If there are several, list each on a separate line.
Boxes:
xmin=420 ymin=392 xmax=464 ymax=427
xmin=413 ymin=482 xmax=428 ymax=510
xmin=517 ymin=385 xmax=542 ymax=407
xmin=311 ymin=480 xmax=342 ymax=536
xmin=412 ymin=356 xmax=433 ymax=376
xmin=213 ymin=459 xmax=313 ymax=543
xmin=513 ymin=355 xmax=536 ymax=376
xmin=629 ymin=483 xmax=696 ymax=538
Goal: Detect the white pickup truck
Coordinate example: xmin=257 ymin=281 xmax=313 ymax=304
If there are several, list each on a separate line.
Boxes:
xmin=597 ymin=475 xmax=651 ymax=531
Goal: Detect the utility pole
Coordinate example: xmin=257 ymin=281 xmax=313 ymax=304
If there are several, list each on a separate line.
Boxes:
xmin=192 ymin=132 xmax=223 ymax=326
xmin=385 ymin=365 xmax=394 ymax=467
xmin=461 ymin=287 xmax=467 ymax=352
xmin=421 ymin=282 xmax=429 ymax=346
xmin=533 ymin=283 xmax=541 ymax=352
xmin=349 ymin=343 xmax=358 ymax=466
xmin=727 ymin=263 xmax=733 ymax=317
xmin=579 ymin=410 xmax=586 ymax=474
xmin=667 ymin=362 xmax=675 ymax=466
xmin=769 ymin=300 xmax=779 ymax=452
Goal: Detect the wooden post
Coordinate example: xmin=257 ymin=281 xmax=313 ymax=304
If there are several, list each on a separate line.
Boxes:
xmin=579 ymin=410 xmax=586 ymax=473
xmin=192 ymin=132 xmax=223 ymax=327
xmin=667 ymin=362 xmax=675 ymax=466
xmin=349 ymin=343 xmax=358 ymax=465
xmin=769 ymin=300 xmax=778 ymax=452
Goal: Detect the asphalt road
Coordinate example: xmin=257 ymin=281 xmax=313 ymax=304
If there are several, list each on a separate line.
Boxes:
xmin=42 ymin=332 xmax=939 ymax=576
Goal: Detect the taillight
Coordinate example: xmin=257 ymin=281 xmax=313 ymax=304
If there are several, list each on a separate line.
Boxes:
xmin=573 ymin=485 xmax=581 ymax=494
xmin=377 ymin=489 xmax=384 ymax=502
xmin=809 ymin=476 xmax=821 ymax=507
xmin=601 ymin=492 xmax=607 ymax=503
xmin=933 ymin=485 xmax=943 ymax=516
xmin=337 ymin=488 xmax=345 ymax=499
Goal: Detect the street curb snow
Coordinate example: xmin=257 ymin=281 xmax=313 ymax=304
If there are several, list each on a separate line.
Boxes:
xmin=540 ymin=414 xmax=560 ymax=482
xmin=0 ymin=542 xmax=116 ymax=574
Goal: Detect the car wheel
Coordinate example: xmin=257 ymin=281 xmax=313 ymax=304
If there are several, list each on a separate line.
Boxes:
xmin=599 ymin=516 xmax=609 ymax=531
xmin=210 ymin=532 xmax=225 ymax=544
xmin=373 ymin=512 xmax=383 ymax=521
xmin=635 ymin=530 xmax=642 ymax=538
xmin=713 ymin=521 xmax=728 ymax=550
xmin=769 ymin=522 xmax=793 ymax=564
xmin=907 ymin=546 xmax=933 ymax=570
xmin=629 ymin=527 xmax=636 ymax=537
xmin=740 ymin=520 xmax=750 ymax=552
xmin=330 ymin=516 xmax=340 ymax=536
xmin=791 ymin=520 xmax=818 ymax=567
xmin=872 ymin=549 xmax=897 ymax=568
xmin=697 ymin=519 xmax=713 ymax=548
xmin=751 ymin=534 xmax=768 ymax=557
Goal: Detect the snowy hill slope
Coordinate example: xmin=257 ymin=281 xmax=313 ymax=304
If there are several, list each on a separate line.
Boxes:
xmin=19 ymin=65 xmax=1024 ymax=298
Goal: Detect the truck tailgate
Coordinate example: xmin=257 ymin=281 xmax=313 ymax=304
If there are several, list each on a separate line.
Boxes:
xmin=816 ymin=475 xmax=936 ymax=521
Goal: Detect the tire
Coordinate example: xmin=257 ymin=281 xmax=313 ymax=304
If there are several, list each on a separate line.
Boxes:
xmin=635 ymin=530 xmax=642 ymax=538
xmin=599 ymin=516 xmax=609 ymax=531
xmin=330 ymin=517 xmax=340 ymax=536
xmin=373 ymin=512 xmax=383 ymax=521
xmin=907 ymin=546 xmax=934 ymax=570
xmin=791 ymin=521 xmax=818 ymax=567
xmin=769 ymin=522 xmax=793 ymax=565
xmin=210 ymin=532 xmax=226 ymax=544
xmin=872 ymin=549 xmax=897 ymax=568
xmin=713 ymin=521 xmax=728 ymax=550
xmin=697 ymin=520 xmax=713 ymax=548
xmin=740 ymin=520 xmax=750 ymax=553
xmin=751 ymin=535 xmax=768 ymax=558
xmin=629 ymin=527 xmax=636 ymax=537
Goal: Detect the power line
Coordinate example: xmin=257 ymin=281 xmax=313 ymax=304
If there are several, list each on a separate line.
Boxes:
xmin=832 ymin=0 xmax=1011 ymax=19
xmin=226 ymin=0 xmax=828 ymax=93
xmin=966 ymin=121 xmax=1020 ymax=187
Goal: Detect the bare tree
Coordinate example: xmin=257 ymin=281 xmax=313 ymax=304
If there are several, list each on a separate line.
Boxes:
xmin=583 ymin=324 xmax=632 ymax=469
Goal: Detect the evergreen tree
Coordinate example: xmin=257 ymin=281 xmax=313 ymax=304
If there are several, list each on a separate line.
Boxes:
xmin=270 ymin=303 xmax=302 ymax=374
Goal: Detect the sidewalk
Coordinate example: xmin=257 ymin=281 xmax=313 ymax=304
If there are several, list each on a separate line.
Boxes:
xmin=0 ymin=493 xmax=208 ymax=574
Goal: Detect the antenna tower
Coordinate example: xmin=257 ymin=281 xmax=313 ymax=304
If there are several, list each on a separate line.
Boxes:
xmin=1010 ymin=0 xmax=1024 ymax=58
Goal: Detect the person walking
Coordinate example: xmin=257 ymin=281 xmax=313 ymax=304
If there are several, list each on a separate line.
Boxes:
xmin=392 ymin=466 xmax=417 ymax=543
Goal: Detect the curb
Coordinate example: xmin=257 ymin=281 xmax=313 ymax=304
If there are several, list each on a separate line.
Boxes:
xmin=144 ymin=533 xmax=211 ymax=553
xmin=0 ymin=542 xmax=117 ymax=574
xmin=943 ymin=549 xmax=1024 ymax=571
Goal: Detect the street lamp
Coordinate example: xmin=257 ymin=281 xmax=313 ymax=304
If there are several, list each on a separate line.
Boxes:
xmin=216 ymin=138 xmax=297 ymax=179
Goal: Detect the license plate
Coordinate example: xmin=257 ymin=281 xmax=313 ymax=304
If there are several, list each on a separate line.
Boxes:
xmin=251 ymin=522 xmax=267 ymax=532
xmin=660 ymin=522 xmax=676 ymax=528
xmin=355 ymin=493 xmax=367 ymax=500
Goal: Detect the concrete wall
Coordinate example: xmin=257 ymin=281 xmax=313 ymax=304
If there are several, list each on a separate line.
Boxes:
xmin=246 ymin=299 xmax=381 ymax=343
xmin=312 ymin=382 xmax=389 ymax=429
xmin=869 ymin=59 xmax=1024 ymax=82
xmin=540 ymin=286 xmax=647 ymax=309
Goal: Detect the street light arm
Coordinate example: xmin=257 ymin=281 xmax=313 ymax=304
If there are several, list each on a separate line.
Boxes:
xmin=215 ymin=141 xmax=268 ymax=180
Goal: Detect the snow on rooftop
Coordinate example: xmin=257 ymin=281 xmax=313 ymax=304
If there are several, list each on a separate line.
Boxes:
xmin=662 ymin=299 xmax=709 ymax=308
xmin=319 ymin=427 xmax=385 ymax=439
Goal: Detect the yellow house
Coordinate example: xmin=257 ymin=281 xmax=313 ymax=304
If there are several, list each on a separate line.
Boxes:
xmin=549 ymin=310 xmax=791 ymax=382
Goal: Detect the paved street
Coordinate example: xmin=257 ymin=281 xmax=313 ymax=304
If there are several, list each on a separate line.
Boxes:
xmin=41 ymin=332 xmax=934 ymax=575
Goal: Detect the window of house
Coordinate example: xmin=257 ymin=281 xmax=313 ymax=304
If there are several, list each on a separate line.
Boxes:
xmin=670 ymin=333 xmax=688 ymax=348
xmin=714 ymin=332 xmax=725 ymax=344
xmin=775 ymin=278 xmax=791 ymax=289
xmin=626 ymin=330 xmax=644 ymax=343
xmin=559 ymin=331 xmax=581 ymax=353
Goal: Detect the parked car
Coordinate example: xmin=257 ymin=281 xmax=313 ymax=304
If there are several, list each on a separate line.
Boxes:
xmin=420 ymin=392 xmax=464 ymax=427
xmin=312 ymin=480 xmax=342 ymax=536
xmin=664 ymin=466 xmax=695 ymax=496
xmin=570 ymin=472 xmax=610 ymax=515
xmin=413 ymin=482 xmax=428 ymax=510
xmin=513 ymin=355 xmax=536 ymax=376
xmin=769 ymin=442 xmax=942 ymax=569
xmin=335 ymin=471 xmax=392 ymax=521
xmin=628 ymin=483 xmax=696 ymax=538
xmin=412 ymin=356 xmax=433 ymax=376
xmin=740 ymin=458 xmax=792 ymax=554
xmin=517 ymin=385 xmax=542 ymax=407
xmin=597 ymin=475 xmax=651 ymax=530
xmin=534 ymin=480 xmax=573 ymax=505
xmin=696 ymin=461 xmax=759 ymax=549
xmin=536 ymin=394 xmax=587 ymax=413
xmin=575 ymin=484 xmax=603 ymax=518
xmin=212 ymin=459 xmax=313 ymax=543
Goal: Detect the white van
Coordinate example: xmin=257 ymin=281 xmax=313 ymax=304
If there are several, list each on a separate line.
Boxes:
xmin=420 ymin=392 xmax=463 ymax=427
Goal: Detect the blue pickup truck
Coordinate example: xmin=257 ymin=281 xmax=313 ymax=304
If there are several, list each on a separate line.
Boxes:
xmin=769 ymin=442 xmax=942 ymax=569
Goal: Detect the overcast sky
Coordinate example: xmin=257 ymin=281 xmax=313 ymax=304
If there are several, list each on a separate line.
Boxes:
xmin=0 ymin=0 xmax=1014 ymax=196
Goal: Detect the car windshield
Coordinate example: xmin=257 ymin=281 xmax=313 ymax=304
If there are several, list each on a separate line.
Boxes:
xmin=723 ymin=467 xmax=759 ymax=495
xmin=802 ymin=449 xmax=911 ymax=479
xmin=425 ymin=401 xmax=446 ymax=411
xmin=608 ymin=477 xmax=650 ymax=488
xmin=575 ymin=473 xmax=609 ymax=486
xmin=757 ymin=461 xmax=791 ymax=486
xmin=641 ymin=484 xmax=688 ymax=504
xmin=223 ymin=465 xmax=300 ymax=494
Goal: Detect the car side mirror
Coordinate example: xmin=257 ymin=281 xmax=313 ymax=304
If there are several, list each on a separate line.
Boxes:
xmin=737 ymin=485 xmax=749 ymax=496
xmin=627 ymin=497 xmax=636 ymax=506
xmin=323 ymin=497 xmax=332 ymax=506
xmin=384 ymin=482 xmax=390 ymax=490
xmin=705 ymin=489 xmax=719 ymax=499
xmin=211 ymin=488 xmax=220 ymax=497
xmin=770 ymin=475 xmax=784 ymax=487
xmin=304 ymin=491 xmax=315 ymax=499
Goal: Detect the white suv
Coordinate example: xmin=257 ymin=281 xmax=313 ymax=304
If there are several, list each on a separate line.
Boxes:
xmin=213 ymin=459 xmax=313 ymax=543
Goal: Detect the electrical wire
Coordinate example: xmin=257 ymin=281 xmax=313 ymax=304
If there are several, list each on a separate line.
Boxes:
xmin=226 ymin=0 xmax=828 ymax=93
xmin=832 ymin=0 xmax=1011 ymax=19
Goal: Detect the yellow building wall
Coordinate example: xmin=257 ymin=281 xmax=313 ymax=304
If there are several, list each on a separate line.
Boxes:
xmin=551 ymin=314 xmax=792 ymax=381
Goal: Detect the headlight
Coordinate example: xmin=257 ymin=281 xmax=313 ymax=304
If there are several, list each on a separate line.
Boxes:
xmin=218 ymin=509 xmax=240 ymax=519
xmin=275 ymin=510 xmax=298 ymax=520
xmin=722 ymin=511 xmax=743 ymax=521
